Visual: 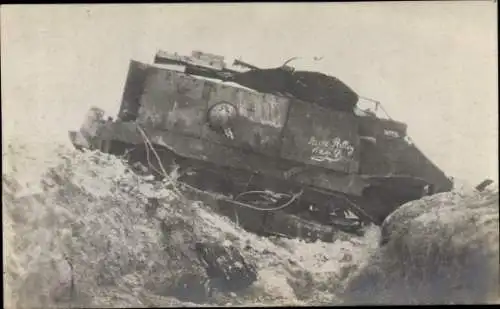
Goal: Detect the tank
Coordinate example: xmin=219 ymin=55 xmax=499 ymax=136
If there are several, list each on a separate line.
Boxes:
xmin=69 ymin=50 xmax=454 ymax=242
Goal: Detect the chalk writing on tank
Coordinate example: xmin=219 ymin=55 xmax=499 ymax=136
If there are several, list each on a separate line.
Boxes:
xmin=308 ymin=136 xmax=355 ymax=163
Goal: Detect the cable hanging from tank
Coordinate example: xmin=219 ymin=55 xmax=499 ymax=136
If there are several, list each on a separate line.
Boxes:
xmin=358 ymin=95 xmax=392 ymax=120
xmin=358 ymin=95 xmax=421 ymax=146
xmin=281 ymin=55 xmax=325 ymax=67
xmin=281 ymin=57 xmax=300 ymax=67
xmin=136 ymin=124 xmax=303 ymax=212
xmin=136 ymin=123 xmax=369 ymax=229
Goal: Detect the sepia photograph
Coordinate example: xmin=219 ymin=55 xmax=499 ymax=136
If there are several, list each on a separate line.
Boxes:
xmin=2 ymin=2 xmax=498 ymax=307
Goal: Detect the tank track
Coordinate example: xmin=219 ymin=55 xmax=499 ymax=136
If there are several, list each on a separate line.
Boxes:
xmin=106 ymin=140 xmax=369 ymax=242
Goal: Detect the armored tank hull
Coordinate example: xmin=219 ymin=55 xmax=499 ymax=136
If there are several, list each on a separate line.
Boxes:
xmin=69 ymin=50 xmax=454 ymax=242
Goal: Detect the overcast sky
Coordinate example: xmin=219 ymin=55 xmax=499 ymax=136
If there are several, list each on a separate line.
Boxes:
xmin=1 ymin=3 xmax=497 ymax=185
